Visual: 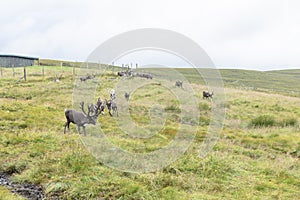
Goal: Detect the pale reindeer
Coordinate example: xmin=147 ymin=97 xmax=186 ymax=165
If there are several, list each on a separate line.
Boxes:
xmin=110 ymin=89 xmax=116 ymax=100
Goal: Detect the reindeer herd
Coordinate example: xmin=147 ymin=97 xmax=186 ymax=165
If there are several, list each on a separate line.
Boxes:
xmin=64 ymin=70 xmax=214 ymax=135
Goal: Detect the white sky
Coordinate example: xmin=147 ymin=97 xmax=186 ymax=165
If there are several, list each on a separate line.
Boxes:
xmin=0 ymin=0 xmax=299 ymax=70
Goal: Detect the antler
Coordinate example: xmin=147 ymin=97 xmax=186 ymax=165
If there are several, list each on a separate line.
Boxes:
xmin=91 ymin=103 xmax=101 ymax=117
xmin=80 ymin=101 xmax=91 ymax=116
xmin=96 ymin=98 xmax=102 ymax=107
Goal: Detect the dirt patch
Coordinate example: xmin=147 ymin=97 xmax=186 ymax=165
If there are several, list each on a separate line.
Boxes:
xmin=0 ymin=172 xmax=44 ymax=199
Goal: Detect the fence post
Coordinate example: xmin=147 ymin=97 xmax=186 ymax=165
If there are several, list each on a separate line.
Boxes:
xmin=23 ymin=66 xmax=27 ymax=81
xmin=12 ymin=64 xmax=15 ymax=77
xmin=42 ymin=65 xmax=45 ymax=79
xmin=0 ymin=65 xmax=2 ymax=77
xmin=73 ymin=65 xmax=75 ymax=76
xmin=112 ymin=62 xmax=114 ymax=72
xmin=136 ymin=63 xmax=138 ymax=69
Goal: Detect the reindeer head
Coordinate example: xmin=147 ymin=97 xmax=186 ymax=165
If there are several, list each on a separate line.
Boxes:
xmin=80 ymin=101 xmax=101 ymax=125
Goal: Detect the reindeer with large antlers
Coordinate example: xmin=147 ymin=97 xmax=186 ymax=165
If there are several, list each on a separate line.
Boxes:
xmin=64 ymin=101 xmax=101 ymax=136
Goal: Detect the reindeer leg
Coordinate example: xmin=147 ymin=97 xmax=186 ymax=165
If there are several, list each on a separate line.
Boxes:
xmin=64 ymin=122 xmax=67 ymax=134
xmin=83 ymin=126 xmax=86 ymax=136
xmin=67 ymin=121 xmax=70 ymax=131
xmin=77 ymin=125 xmax=81 ymax=134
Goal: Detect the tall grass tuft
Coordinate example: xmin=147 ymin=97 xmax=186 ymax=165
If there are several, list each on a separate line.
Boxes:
xmin=250 ymin=115 xmax=276 ymax=127
xmin=250 ymin=115 xmax=298 ymax=128
xmin=278 ymin=117 xmax=298 ymax=127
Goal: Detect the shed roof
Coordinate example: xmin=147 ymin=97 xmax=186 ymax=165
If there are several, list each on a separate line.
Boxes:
xmin=0 ymin=54 xmax=39 ymax=60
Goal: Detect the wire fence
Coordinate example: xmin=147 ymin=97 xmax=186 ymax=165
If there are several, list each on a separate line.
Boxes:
xmin=0 ymin=65 xmax=74 ymax=81
xmin=0 ymin=63 xmax=126 ymax=81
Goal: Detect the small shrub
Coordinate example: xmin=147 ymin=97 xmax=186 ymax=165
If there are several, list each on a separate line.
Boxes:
xmin=199 ymin=115 xmax=210 ymax=126
xmin=199 ymin=102 xmax=210 ymax=111
xmin=165 ymin=105 xmax=180 ymax=113
xmin=18 ymin=123 xmax=28 ymax=129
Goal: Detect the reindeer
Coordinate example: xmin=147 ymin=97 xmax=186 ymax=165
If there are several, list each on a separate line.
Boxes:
xmin=136 ymin=72 xmax=153 ymax=79
xmin=85 ymin=98 xmax=105 ymax=116
xmin=80 ymin=74 xmax=95 ymax=82
xmin=105 ymin=99 xmax=118 ymax=117
xmin=175 ymin=80 xmax=183 ymax=88
xmin=64 ymin=101 xmax=101 ymax=136
xmin=95 ymin=97 xmax=105 ymax=114
xmin=145 ymin=74 xmax=153 ymax=79
xmin=125 ymin=92 xmax=130 ymax=101
xmin=117 ymin=70 xmax=133 ymax=78
xmin=117 ymin=71 xmax=126 ymax=77
xmin=110 ymin=89 xmax=116 ymax=100
xmin=80 ymin=76 xmax=88 ymax=82
xmin=55 ymin=73 xmax=63 ymax=82
xmin=203 ymin=91 xmax=214 ymax=100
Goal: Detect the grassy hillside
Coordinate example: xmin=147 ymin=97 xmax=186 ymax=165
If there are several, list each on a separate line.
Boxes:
xmin=175 ymin=68 xmax=300 ymax=96
xmin=221 ymin=69 xmax=300 ymax=94
xmin=0 ymin=65 xmax=299 ymax=199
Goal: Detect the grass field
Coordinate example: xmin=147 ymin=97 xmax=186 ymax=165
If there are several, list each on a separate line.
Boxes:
xmin=0 ymin=64 xmax=299 ymax=199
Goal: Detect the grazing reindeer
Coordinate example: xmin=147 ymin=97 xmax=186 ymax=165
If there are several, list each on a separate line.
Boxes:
xmin=117 ymin=71 xmax=126 ymax=76
xmin=142 ymin=73 xmax=153 ymax=79
xmin=125 ymin=92 xmax=130 ymax=101
xmin=80 ymin=76 xmax=88 ymax=82
xmin=175 ymin=80 xmax=183 ymax=88
xmin=203 ymin=91 xmax=214 ymax=100
xmin=136 ymin=72 xmax=153 ymax=79
xmin=117 ymin=70 xmax=133 ymax=78
xmin=80 ymin=74 xmax=95 ymax=82
xmin=64 ymin=101 xmax=101 ymax=136
xmin=105 ymin=99 xmax=118 ymax=117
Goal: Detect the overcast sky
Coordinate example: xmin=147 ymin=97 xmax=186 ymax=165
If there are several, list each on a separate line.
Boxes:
xmin=0 ymin=0 xmax=299 ymax=70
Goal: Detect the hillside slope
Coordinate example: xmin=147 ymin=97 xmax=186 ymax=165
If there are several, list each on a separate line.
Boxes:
xmin=0 ymin=65 xmax=299 ymax=199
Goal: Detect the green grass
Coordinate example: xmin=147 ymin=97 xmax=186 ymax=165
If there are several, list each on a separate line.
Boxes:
xmin=0 ymin=64 xmax=300 ymax=199
xmin=0 ymin=187 xmax=24 ymax=200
